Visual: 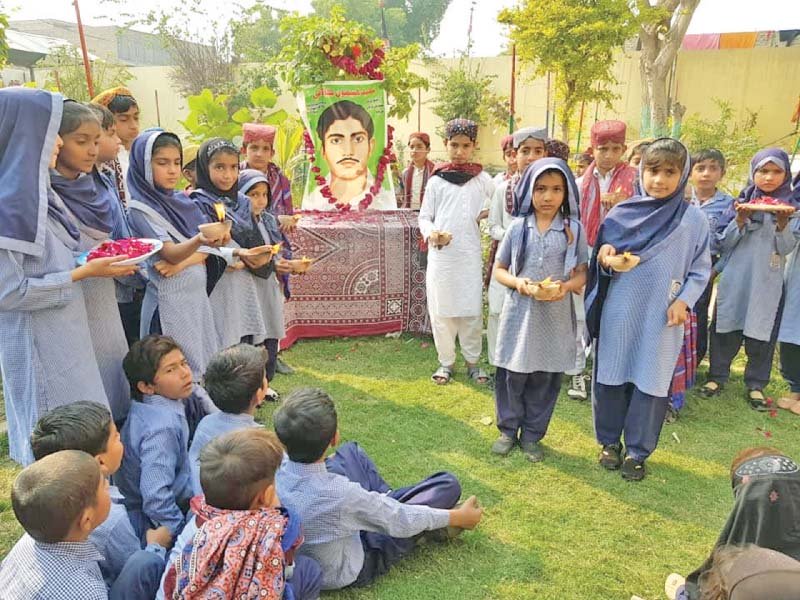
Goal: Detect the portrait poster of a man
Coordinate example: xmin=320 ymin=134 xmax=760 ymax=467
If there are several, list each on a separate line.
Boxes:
xmin=299 ymin=81 xmax=396 ymax=211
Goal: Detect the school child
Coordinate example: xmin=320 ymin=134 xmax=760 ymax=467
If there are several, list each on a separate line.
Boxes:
xmin=574 ymin=152 xmax=592 ymax=179
xmin=492 ymin=134 xmax=516 ymax=186
xmin=274 ymin=387 xmax=482 ymax=590
xmin=50 ymin=101 xmax=133 ymax=421
xmin=188 ymin=344 xmax=268 ymax=494
xmin=689 ymin=149 xmax=735 ymax=365
xmin=0 ymin=450 xmax=111 ymax=599
xmin=91 ymin=87 xmax=140 ymax=205
xmin=238 ymin=169 xmax=294 ymax=387
xmin=578 ymin=120 xmax=638 ymax=248
xmin=627 ymin=141 xmax=651 ymax=168
xmin=401 ymin=132 xmax=435 ymax=209
xmin=586 ymin=138 xmax=711 ymax=481
xmin=126 ymin=130 xmax=225 ymax=376
xmin=30 ymin=402 xmax=169 ymax=596
xmin=704 ymin=149 xmax=798 ymax=410
xmin=86 ymin=102 xmax=147 ymax=347
xmin=419 ymin=118 xmax=495 ymax=384
xmin=485 ymin=126 xmax=547 ymax=367
xmin=545 ymin=138 xmax=571 ymax=161
xmin=190 ymin=138 xmax=268 ymax=349
xmin=181 ymin=144 xmax=199 ymax=193
xmin=0 ymin=88 xmax=135 ymax=465
xmin=241 ymin=123 xmax=296 ymax=229
xmin=491 ymin=158 xmax=588 ymax=461
xmin=116 ymin=335 xmax=205 ymax=538
xmin=160 ymin=429 xmax=323 ymax=600
xmin=778 ymin=215 xmax=800 ymax=416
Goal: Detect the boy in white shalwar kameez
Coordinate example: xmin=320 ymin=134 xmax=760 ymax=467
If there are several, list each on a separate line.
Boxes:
xmin=419 ymin=119 xmax=495 ymax=385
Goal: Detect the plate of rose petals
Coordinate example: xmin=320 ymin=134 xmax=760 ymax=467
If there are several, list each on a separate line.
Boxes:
xmin=77 ymin=238 xmax=163 ymax=267
xmin=741 ymin=197 xmax=796 ymax=214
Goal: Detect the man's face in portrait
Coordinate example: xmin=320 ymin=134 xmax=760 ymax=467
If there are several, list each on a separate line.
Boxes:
xmin=322 ymin=116 xmax=375 ymax=183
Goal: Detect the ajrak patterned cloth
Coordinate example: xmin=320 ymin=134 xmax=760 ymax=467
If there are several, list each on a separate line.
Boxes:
xmin=280 ymin=210 xmax=430 ymax=349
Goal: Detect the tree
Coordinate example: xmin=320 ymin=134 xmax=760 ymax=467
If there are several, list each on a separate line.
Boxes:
xmin=634 ymin=0 xmax=700 ymax=137
xmin=499 ymin=0 xmax=636 ymax=143
xmin=271 ymin=6 xmax=427 ymax=119
xmin=680 ymin=99 xmax=761 ymax=193
xmin=39 ymin=46 xmax=132 ymax=102
xmin=120 ymin=0 xmax=236 ymax=97
xmin=429 ymin=58 xmax=510 ymax=136
xmin=0 ymin=12 xmax=8 ymax=71
xmin=312 ymin=0 xmax=452 ymax=50
xmin=231 ymin=4 xmax=284 ymax=63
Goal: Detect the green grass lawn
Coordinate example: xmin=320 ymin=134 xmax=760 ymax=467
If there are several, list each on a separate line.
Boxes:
xmin=1 ymin=335 xmax=799 ymax=599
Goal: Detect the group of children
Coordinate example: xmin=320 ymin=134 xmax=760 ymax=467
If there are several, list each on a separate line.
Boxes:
xmin=417 ymin=116 xmax=799 ymax=481
xmin=1 ymin=83 xmax=800 ymax=596
xmin=0 ymin=86 xmax=300 ymax=467
xmin=1 ymin=335 xmax=483 ymax=599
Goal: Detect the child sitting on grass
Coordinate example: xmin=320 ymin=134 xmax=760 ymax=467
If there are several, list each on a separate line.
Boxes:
xmin=31 ymin=402 xmax=170 ymax=595
xmin=161 ymin=429 xmax=323 ymax=600
xmin=0 ymin=451 xmax=112 ymax=599
xmin=274 ymin=387 xmax=483 ymax=590
xmin=117 ymin=335 xmax=206 ymax=539
xmin=189 ymin=343 xmax=269 ymax=494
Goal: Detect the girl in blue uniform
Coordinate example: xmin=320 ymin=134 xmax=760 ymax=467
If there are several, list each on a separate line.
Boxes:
xmin=586 ymin=138 xmax=711 ymax=481
xmin=491 ymin=158 xmax=588 ymax=462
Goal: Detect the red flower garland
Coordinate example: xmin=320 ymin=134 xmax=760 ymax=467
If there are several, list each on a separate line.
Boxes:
xmin=304 ymin=125 xmax=395 ymax=212
xmin=325 ymin=44 xmax=386 ymax=81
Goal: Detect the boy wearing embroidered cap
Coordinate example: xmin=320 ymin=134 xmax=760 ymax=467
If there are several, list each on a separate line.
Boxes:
xmin=241 ymin=123 xmax=296 ymax=232
xmin=493 ymin=134 xmax=517 ymax=186
xmin=181 ymin=144 xmax=199 ymax=192
xmin=419 ymin=119 xmax=495 ymax=385
xmin=578 ymin=120 xmax=638 ymax=248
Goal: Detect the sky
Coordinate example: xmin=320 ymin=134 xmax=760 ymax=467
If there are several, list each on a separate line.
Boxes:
xmin=5 ymin=0 xmax=800 ymax=57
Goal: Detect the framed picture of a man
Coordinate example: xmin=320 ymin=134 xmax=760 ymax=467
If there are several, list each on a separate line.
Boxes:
xmin=299 ymin=81 xmax=396 ymax=211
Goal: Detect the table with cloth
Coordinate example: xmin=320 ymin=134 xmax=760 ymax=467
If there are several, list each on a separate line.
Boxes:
xmin=280 ymin=210 xmax=431 ymax=348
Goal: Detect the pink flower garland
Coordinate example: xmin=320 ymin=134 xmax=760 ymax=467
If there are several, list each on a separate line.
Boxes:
xmin=304 ymin=125 xmax=395 ymax=212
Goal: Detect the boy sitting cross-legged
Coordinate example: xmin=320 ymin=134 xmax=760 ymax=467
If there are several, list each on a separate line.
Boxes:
xmin=160 ymin=428 xmax=323 ymax=600
xmin=0 ymin=451 xmax=112 ymax=599
xmin=274 ymin=387 xmax=483 ymax=590
xmin=30 ymin=402 xmax=169 ymax=597
xmin=117 ymin=335 xmax=207 ymax=540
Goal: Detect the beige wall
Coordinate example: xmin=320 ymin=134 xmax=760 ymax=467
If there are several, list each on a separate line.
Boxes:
xmin=34 ymin=46 xmax=800 ymax=171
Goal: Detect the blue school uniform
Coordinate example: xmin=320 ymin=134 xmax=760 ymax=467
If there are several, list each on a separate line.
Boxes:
xmin=0 ymin=534 xmax=107 ymax=600
xmin=0 ymin=89 xmax=110 ymax=465
xmin=586 ymin=140 xmax=711 ymax=462
xmin=116 ymin=394 xmax=193 ymax=538
xmin=126 ymin=131 xmax=221 ymax=377
xmin=778 ymin=218 xmax=800 ymax=393
xmin=709 ymin=149 xmax=799 ymax=391
xmin=51 ymin=171 xmax=132 ymax=422
xmin=692 ymin=189 xmax=734 ymax=258
xmin=188 ymin=412 xmax=262 ymax=495
xmin=493 ymin=159 xmax=588 ymax=446
xmin=90 ymin=484 xmax=166 ymax=587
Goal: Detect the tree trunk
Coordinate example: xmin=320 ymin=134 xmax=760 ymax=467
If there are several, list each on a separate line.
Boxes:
xmin=635 ymin=0 xmax=700 ymax=137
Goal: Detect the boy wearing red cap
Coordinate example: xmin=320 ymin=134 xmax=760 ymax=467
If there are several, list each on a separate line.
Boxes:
xmin=241 ymin=123 xmax=296 ymax=232
xmin=578 ymin=120 xmax=638 ymax=248
xmin=401 ymin=132 xmax=435 ymax=209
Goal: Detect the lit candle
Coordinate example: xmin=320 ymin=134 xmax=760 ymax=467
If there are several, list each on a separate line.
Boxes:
xmin=214 ymin=203 xmax=226 ymax=222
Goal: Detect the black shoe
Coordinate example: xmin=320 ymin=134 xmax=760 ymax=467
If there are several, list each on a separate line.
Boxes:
xmin=599 ymin=443 xmax=622 ymax=470
xmin=275 ymin=357 xmax=294 ymax=375
xmin=621 ymin=456 xmax=646 ymax=481
xmin=520 ymin=441 xmax=544 ymax=463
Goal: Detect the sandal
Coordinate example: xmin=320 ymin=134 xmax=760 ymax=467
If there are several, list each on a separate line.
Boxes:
xmin=431 ymin=365 xmax=453 ymax=385
xmin=700 ymin=381 xmax=722 ymax=397
xmin=467 ymin=365 xmax=490 ymax=385
xmin=746 ymin=389 xmax=769 ymax=412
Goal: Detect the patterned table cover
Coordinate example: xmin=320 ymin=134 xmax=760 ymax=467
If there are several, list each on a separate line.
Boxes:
xmin=281 ymin=210 xmax=430 ymax=348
